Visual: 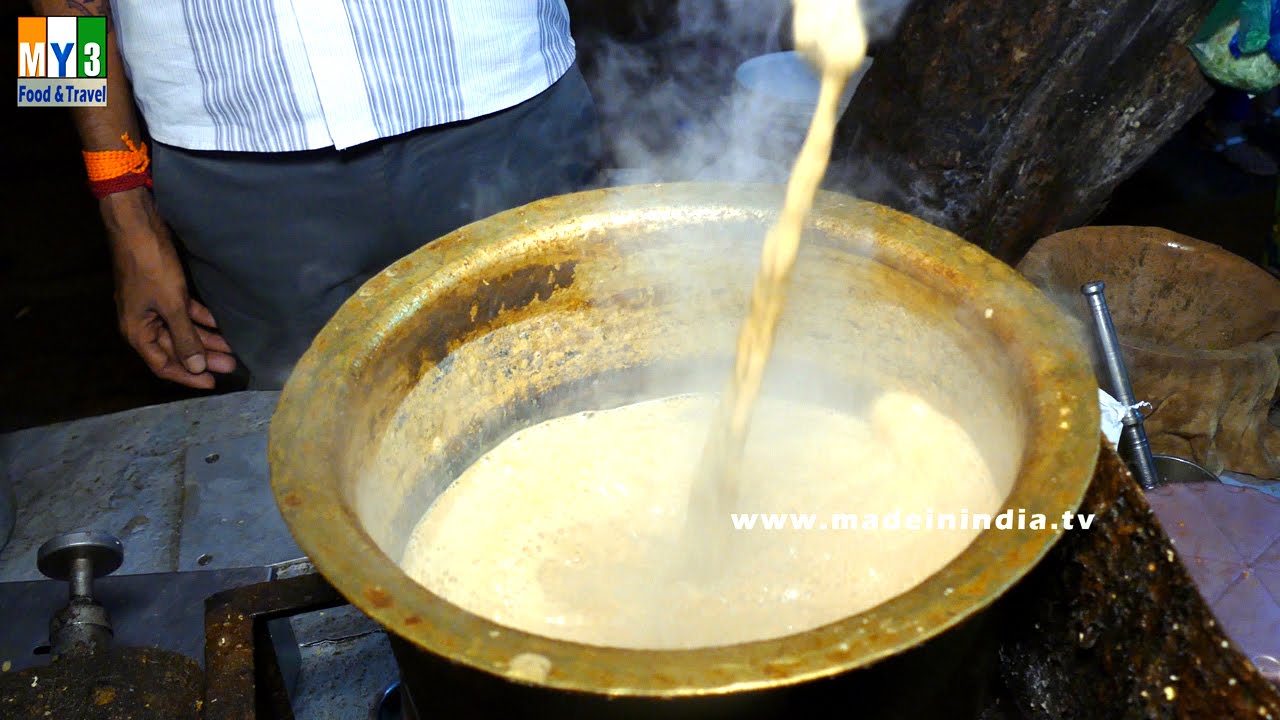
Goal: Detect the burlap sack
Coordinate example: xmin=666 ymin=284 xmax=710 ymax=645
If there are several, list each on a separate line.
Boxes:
xmin=1018 ymin=227 xmax=1280 ymax=478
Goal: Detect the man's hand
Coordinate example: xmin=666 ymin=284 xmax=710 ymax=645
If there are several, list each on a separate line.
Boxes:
xmin=104 ymin=188 xmax=236 ymax=389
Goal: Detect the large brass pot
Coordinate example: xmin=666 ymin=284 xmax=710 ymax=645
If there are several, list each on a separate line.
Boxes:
xmin=269 ymin=183 xmax=1099 ymax=713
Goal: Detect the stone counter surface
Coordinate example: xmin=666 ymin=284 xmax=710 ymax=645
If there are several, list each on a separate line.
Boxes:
xmin=0 ymin=392 xmax=280 ymax=581
xmin=0 ymin=392 xmax=402 ymax=719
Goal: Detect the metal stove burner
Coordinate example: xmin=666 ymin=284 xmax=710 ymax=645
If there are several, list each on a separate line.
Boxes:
xmin=370 ymin=680 xmax=417 ymax=720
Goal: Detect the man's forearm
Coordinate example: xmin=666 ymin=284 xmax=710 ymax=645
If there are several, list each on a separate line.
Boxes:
xmin=33 ymin=0 xmax=157 ymax=240
xmin=32 ymin=1 xmax=141 ymax=152
xmin=32 ymin=1 xmax=235 ymax=385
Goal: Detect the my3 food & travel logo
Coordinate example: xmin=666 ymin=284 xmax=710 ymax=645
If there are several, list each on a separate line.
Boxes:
xmin=17 ymin=16 xmax=107 ymax=107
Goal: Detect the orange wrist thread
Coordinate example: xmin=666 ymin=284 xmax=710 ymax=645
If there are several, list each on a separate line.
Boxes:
xmin=83 ymin=133 xmax=151 ymax=182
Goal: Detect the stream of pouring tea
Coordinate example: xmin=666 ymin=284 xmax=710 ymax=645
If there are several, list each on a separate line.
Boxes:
xmin=689 ymin=0 xmax=870 ymax=532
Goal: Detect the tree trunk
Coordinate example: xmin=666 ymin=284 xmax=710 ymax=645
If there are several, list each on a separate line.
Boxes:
xmin=829 ymin=0 xmax=1218 ymax=262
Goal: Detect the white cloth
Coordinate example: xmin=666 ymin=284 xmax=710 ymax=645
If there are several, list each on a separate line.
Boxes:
xmin=110 ymin=0 xmax=576 ymax=151
xmin=1098 ymin=388 xmax=1126 ymax=447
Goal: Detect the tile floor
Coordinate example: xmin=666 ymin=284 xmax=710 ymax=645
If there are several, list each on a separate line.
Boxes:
xmin=1146 ymin=481 xmax=1280 ymax=680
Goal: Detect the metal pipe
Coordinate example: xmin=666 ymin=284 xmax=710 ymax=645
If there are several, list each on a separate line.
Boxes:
xmin=1081 ymin=281 xmax=1160 ymax=489
xmin=69 ymin=556 xmax=92 ymax=599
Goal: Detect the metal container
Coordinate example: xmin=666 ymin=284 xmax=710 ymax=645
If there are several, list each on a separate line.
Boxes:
xmin=729 ymin=52 xmax=868 ymax=169
xmin=1153 ymin=454 xmax=1219 ymax=484
xmin=269 ymin=184 xmax=1099 ymax=715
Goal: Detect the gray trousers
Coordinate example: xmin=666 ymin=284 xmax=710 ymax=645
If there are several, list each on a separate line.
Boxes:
xmin=152 ymin=65 xmax=601 ymax=389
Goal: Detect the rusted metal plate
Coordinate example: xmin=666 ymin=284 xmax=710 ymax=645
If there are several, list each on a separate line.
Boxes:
xmin=203 ymin=572 xmax=344 ymax=720
xmin=0 ymin=646 xmax=203 ymax=719
xmin=994 ymin=448 xmax=1280 ymax=718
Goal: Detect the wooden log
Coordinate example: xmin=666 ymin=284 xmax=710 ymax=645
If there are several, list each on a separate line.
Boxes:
xmin=829 ymin=0 xmax=1218 ymax=262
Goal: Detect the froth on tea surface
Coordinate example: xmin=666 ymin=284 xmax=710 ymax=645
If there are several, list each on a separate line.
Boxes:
xmin=402 ymin=393 xmax=1002 ymax=650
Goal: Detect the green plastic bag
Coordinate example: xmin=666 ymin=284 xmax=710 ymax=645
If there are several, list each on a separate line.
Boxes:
xmin=1190 ymin=0 xmax=1280 ymax=93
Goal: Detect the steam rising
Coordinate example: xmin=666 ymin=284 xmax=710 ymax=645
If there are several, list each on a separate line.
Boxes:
xmin=571 ymin=0 xmax=917 ymax=417
xmin=579 ymin=0 xmax=912 ymax=185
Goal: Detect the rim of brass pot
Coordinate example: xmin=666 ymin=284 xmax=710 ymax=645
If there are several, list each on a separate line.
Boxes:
xmin=270 ymin=183 xmax=1100 ymax=697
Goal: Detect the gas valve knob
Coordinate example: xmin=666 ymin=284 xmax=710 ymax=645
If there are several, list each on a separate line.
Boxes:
xmin=36 ymin=531 xmax=124 ymax=657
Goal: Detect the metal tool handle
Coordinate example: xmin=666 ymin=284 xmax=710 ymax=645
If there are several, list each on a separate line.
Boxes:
xmin=1081 ymin=282 xmax=1161 ymax=490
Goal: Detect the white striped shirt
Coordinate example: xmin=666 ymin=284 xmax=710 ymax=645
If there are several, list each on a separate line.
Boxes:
xmin=110 ymin=1 xmax=576 ymax=152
